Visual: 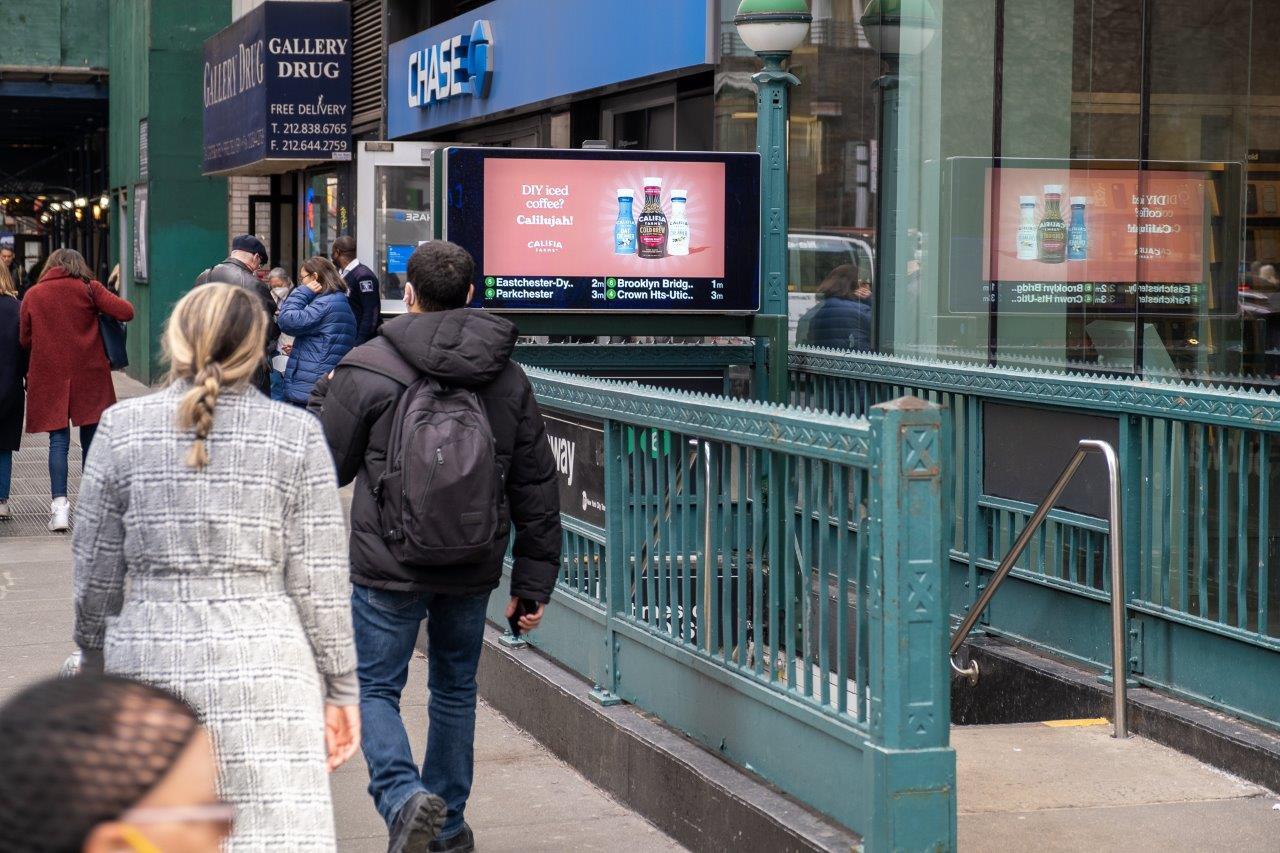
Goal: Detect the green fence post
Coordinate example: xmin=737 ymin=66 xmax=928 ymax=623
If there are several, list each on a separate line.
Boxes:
xmin=866 ymin=396 xmax=956 ymax=852
xmin=591 ymin=419 xmax=624 ymax=706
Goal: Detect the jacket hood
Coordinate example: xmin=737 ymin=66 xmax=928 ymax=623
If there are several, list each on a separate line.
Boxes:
xmin=380 ymin=309 xmax=517 ymax=387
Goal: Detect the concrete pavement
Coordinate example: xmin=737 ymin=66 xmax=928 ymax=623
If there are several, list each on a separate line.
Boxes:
xmin=956 ymin=720 xmax=1280 ymax=852
xmin=0 ymin=374 xmax=684 ymax=852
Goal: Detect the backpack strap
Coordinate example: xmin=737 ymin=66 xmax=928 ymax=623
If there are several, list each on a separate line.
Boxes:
xmin=339 ymin=337 xmax=419 ymax=387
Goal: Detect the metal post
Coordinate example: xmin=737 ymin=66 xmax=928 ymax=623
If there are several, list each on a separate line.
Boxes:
xmin=753 ymin=53 xmax=799 ymax=404
xmin=1089 ymin=439 xmax=1129 ymax=739
xmin=872 ymin=72 xmax=899 ymax=353
xmin=865 ymin=396 xmax=955 ymax=852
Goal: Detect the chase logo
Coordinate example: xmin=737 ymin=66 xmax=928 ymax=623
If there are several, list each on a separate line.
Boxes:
xmin=407 ymin=19 xmax=494 ymax=109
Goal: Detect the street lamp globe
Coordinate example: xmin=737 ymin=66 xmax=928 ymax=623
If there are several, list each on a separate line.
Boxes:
xmin=860 ymin=0 xmax=938 ymax=57
xmin=733 ymin=0 xmax=812 ymax=55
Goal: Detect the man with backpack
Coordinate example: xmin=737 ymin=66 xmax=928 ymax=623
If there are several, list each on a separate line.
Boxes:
xmin=310 ymin=240 xmax=561 ymax=853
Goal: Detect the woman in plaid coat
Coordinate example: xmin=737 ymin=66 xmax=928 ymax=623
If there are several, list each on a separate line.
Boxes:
xmin=72 ymin=283 xmax=359 ymax=852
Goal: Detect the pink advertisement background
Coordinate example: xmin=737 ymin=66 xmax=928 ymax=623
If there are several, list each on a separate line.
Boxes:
xmin=483 ymin=158 xmax=727 ymax=277
xmin=982 ymin=168 xmax=1207 ymax=283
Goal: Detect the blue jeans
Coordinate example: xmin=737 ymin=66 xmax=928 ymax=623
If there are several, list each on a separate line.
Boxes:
xmin=49 ymin=424 xmax=96 ymax=499
xmin=269 ymin=370 xmax=286 ymax=402
xmin=0 ymin=449 xmax=10 ymax=501
xmin=352 ymin=584 xmax=490 ymax=840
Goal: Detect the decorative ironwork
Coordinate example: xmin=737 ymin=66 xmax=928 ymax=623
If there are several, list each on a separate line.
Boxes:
xmin=791 ymin=346 xmax=1280 ymax=431
xmin=527 ymin=367 xmax=874 ymax=464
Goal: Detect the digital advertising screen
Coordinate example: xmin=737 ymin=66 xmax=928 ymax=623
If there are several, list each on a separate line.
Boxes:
xmin=443 ymin=147 xmax=761 ymax=313
xmin=947 ymin=158 xmax=1241 ymax=315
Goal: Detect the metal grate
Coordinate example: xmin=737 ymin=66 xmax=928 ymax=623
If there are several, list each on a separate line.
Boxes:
xmin=1 ymin=432 xmax=81 ymax=538
xmin=352 ymin=0 xmax=384 ymax=132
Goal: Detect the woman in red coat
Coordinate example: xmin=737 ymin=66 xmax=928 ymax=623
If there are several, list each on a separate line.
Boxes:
xmin=20 ymin=248 xmax=134 ymax=531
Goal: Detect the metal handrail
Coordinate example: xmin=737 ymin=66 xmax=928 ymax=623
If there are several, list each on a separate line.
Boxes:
xmin=949 ymin=440 xmax=1129 ymax=738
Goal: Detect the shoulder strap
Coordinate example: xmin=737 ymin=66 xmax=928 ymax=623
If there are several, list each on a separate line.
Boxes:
xmin=339 ymin=337 xmax=419 ymax=387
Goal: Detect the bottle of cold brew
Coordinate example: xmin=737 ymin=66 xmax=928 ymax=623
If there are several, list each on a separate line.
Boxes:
xmin=637 ymin=177 xmax=668 ymax=260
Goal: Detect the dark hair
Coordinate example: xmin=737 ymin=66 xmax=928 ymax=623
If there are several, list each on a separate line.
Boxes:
xmin=0 ymin=675 xmax=201 ymax=852
xmin=406 ymin=241 xmax=475 ymax=311
xmin=301 ymin=255 xmax=348 ymax=296
xmin=817 ymin=264 xmax=860 ymax=301
xmin=331 ymin=235 xmax=356 ymax=261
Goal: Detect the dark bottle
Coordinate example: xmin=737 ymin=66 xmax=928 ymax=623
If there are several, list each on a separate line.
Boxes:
xmin=1037 ymin=184 xmax=1067 ymax=264
xmin=637 ymin=177 xmax=668 ymax=260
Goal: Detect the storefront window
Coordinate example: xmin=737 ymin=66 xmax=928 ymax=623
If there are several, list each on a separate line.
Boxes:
xmin=715 ymin=1 xmax=879 ymax=344
xmin=302 ymin=171 xmax=339 ymax=261
xmin=881 ymin=0 xmax=1276 ymax=388
xmin=372 ymin=164 xmax=432 ymax=298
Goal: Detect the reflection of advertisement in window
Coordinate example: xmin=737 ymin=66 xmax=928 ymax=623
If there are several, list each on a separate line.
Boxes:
xmin=984 ymin=168 xmax=1207 ymax=291
xmin=946 ymin=158 xmax=1241 ymax=317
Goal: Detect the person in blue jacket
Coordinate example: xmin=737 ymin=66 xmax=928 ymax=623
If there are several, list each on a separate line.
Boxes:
xmin=277 ymin=256 xmax=358 ymax=407
xmin=798 ymin=264 xmax=873 ymax=352
xmin=331 ymin=235 xmax=382 ymax=345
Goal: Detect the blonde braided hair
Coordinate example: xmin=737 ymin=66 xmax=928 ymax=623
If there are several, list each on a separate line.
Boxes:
xmin=163 ymin=283 xmax=268 ymax=470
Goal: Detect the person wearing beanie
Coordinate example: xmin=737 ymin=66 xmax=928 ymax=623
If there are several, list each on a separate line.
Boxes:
xmin=195 ymin=234 xmax=279 ymax=394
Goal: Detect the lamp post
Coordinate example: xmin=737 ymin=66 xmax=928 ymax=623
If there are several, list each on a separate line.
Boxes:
xmin=860 ymin=0 xmax=937 ymax=352
xmin=734 ymin=0 xmax=811 ymax=404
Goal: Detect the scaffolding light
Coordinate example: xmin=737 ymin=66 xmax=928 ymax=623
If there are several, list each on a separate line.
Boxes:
xmin=74 ymin=197 xmax=88 ymax=208
xmin=92 ymin=204 xmax=102 ymax=219
xmin=40 ymin=213 xmax=49 ymax=223
xmin=98 ymin=194 xmax=109 ymax=208
xmin=74 ymin=208 xmax=83 ymax=221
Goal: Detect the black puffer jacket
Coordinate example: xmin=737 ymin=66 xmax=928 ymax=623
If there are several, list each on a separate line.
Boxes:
xmin=311 ymin=309 xmax=562 ymax=601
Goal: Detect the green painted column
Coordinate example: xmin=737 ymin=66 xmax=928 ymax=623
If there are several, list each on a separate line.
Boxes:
xmin=865 ymin=395 xmax=957 ymax=851
xmin=752 ymin=53 xmax=800 ymax=404
xmin=109 ymin=0 xmax=230 ymax=384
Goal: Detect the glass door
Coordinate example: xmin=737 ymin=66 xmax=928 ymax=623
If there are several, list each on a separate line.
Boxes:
xmin=356 ymin=141 xmax=448 ymax=313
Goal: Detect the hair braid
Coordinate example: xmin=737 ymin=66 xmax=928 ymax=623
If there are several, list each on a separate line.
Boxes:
xmin=165 ymin=283 xmax=268 ymax=471
xmin=183 ymin=362 xmax=224 ymax=470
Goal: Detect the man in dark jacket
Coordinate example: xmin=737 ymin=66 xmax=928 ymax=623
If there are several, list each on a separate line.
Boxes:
xmin=195 ymin=234 xmax=279 ymax=394
xmin=331 ymin=235 xmax=382 ymax=345
xmin=310 ymin=240 xmax=560 ymax=853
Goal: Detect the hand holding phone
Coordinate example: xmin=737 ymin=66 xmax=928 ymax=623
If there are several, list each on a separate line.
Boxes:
xmin=506 ymin=597 xmax=543 ymax=637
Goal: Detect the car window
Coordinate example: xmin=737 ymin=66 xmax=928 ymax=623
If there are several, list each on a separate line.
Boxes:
xmin=788 ymin=236 xmax=873 ymax=293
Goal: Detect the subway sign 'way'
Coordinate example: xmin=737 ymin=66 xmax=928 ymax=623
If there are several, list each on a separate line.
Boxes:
xmin=407 ymin=19 xmax=493 ymax=109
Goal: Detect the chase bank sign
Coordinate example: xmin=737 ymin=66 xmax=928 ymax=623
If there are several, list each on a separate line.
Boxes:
xmin=406 ymin=19 xmax=493 ymax=110
xmin=386 ymin=0 xmax=712 ymax=138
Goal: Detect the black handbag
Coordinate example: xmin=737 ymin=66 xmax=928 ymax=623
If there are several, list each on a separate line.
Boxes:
xmin=86 ymin=280 xmax=129 ymax=370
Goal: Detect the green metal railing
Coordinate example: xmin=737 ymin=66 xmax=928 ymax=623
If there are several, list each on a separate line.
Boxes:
xmin=497 ymin=367 xmax=956 ymax=851
xmin=789 ymin=346 xmax=1280 ymax=731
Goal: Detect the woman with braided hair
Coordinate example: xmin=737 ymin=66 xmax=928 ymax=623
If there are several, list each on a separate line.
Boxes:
xmin=72 ymin=283 xmax=360 ymax=851
xmin=0 ymin=674 xmax=231 ymax=852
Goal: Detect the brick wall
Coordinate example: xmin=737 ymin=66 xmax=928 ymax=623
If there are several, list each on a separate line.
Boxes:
xmin=228 ymin=175 xmax=270 ymax=255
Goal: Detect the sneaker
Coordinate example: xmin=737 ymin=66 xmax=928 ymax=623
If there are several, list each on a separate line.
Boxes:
xmin=428 ymin=823 xmax=475 ymax=853
xmin=48 ymin=497 xmax=70 ymax=532
xmin=0 ymin=500 xmax=10 ymax=520
xmin=387 ymin=791 xmax=446 ymax=853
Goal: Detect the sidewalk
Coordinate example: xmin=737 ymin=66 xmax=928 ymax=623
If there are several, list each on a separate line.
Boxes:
xmin=0 ymin=374 xmax=684 ymax=852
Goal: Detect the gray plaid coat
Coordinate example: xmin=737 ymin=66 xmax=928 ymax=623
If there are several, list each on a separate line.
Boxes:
xmin=73 ymin=383 xmax=356 ymax=852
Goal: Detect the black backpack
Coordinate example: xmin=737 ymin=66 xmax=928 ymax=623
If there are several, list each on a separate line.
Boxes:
xmin=343 ymin=338 xmax=503 ymax=567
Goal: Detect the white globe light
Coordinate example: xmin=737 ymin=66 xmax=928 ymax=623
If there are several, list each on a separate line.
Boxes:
xmin=736 ymin=20 xmax=811 ymax=54
xmin=734 ymin=1 xmax=812 ymax=55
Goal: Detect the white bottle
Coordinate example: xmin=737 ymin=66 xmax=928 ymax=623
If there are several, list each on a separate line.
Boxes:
xmin=668 ymin=189 xmax=690 ymax=256
xmin=1016 ymin=195 xmax=1038 ymax=260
